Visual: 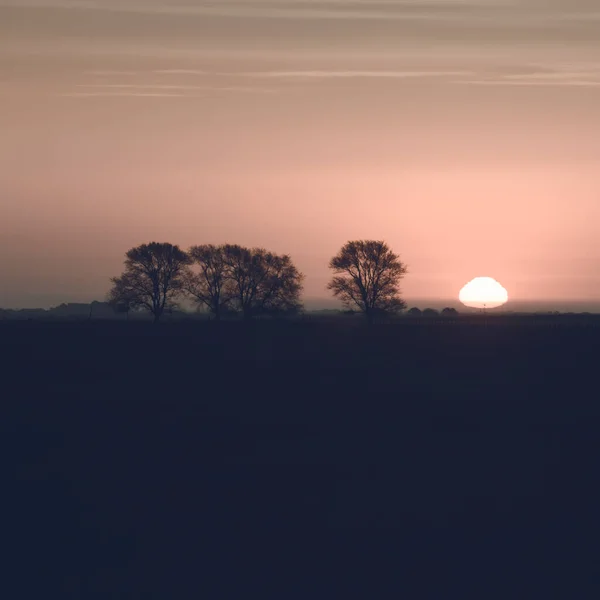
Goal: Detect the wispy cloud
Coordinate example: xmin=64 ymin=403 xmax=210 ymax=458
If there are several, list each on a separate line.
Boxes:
xmin=3 ymin=0 xmax=594 ymax=23
xmin=54 ymin=82 xmax=277 ymax=98
xmin=84 ymin=70 xmax=139 ymax=76
xmin=79 ymin=66 xmax=600 ymax=91
xmin=56 ymin=92 xmax=187 ymax=98
xmin=455 ymin=79 xmax=600 ymax=87
xmin=239 ymin=70 xmax=474 ymax=79
xmin=454 ymin=65 xmax=600 ymax=87
xmin=76 ymin=83 xmax=275 ymax=93
xmin=504 ymin=71 xmax=600 ymax=81
xmin=85 ymin=69 xmax=207 ymax=76
xmin=78 ymin=84 xmax=214 ymax=90
xmin=152 ymin=69 xmax=207 ymax=75
xmin=206 ymin=86 xmax=277 ymax=94
xmin=0 ymin=0 xmax=499 ymax=20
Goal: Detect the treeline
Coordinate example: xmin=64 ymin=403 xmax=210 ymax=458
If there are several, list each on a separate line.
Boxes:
xmin=108 ymin=240 xmax=409 ymax=323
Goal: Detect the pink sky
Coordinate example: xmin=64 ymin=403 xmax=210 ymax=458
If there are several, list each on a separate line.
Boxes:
xmin=1 ymin=0 xmax=599 ymax=308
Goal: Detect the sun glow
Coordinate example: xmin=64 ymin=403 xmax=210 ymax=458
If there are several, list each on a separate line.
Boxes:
xmin=459 ymin=277 xmax=508 ymax=309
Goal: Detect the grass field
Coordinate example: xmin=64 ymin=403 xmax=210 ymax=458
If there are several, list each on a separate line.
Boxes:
xmin=3 ymin=316 xmax=600 ymax=596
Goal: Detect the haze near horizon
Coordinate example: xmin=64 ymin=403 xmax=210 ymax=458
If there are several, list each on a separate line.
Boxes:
xmin=1 ymin=0 xmax=599 ymax=309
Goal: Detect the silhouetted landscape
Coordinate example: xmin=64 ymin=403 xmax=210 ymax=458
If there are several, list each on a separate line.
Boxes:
xmin=4 ymin=0 xmax=600 ymax=596
xmin=3 ymin=243 xmax=600 ymax=596
xmin=5 ymin=307 xmax=600 ymax=596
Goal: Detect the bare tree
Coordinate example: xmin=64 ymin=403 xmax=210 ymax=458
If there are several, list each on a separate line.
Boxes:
xmin=183 ymin=244 xmax=233 ymax=321
xmin=253 ymin=252 xmax=304 ymax=317
xmin=222 ymin=245 xmax=304 ymax=319
xmin=108 ymin=242 xmax=192 ymax=323
xmin=327 ymin=240 xmax=407 ymax=322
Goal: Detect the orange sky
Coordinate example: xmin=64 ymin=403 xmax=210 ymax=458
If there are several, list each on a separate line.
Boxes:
xmin=1 ymin=0 xmax=600 ymax=308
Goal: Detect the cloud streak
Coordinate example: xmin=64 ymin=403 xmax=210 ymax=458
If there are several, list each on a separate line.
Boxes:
xmin=56 ymin=92 xmax=187 ymax=98
xmin=234 ymin=66 xmax=600 ymax=88
xmin=2 ymin=0 xmax=598 ymax=23
xmin=85 ymin=69 xmax=208 ymax=76
xmin=240 ymin=70 xmax=474 ymax=79
xmin=76 ymin=83 xmax=275 ymax=92
xmin=85 ymin=70 xmax=139 ymax=76
xmin=456 ymin=79 xmax=600 ymax=87
xmin=54 ymin=83 xmax=277 ymax=98
xmin=152 ymin=69 xmax=208 ymax=75
xmin=454 ymin=65 xmax=600 ymax=87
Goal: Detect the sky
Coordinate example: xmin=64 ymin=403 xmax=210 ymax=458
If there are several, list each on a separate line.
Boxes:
xmin=1 ymin=0 xmax=600 ymax=308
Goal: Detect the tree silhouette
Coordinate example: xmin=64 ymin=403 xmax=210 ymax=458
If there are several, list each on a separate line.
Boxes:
xmin=327 ymin=240 xmax=407 ymax=322
xmin=407 ymin=307 xmax=422 ymax=316
xmin=108 ymin=242 xmax=192 ymax=323
xmin=422 ymin=308 xmax=439 ymax=317
xmin=111 ymin=297 xmax=133 ymax=320
xmin=107 ymin=274 xmax=140 ymax=319
xmin=184 ymin=244 xmax=233 ymax=321
xmin=441 ymin=307 xmax=459 ymax=317
xmin=222 ymin=245 xmax=304 ymax=319
xmin=88 ymin=300 xmax=102 ymax=320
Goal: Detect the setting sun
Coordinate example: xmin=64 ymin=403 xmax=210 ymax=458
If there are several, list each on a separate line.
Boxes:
xmin=459 ymin=277 xmax=508 ymax=309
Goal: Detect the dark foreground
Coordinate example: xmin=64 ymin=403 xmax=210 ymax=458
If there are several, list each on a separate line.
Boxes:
xmin=3 ymin=317 xmax=600 ymax=597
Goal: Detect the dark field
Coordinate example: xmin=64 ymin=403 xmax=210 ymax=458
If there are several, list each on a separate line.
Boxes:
xmin=4 ymin=316 xmax=600 ymax=597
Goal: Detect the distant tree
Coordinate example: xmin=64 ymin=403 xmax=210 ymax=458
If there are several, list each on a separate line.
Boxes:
xmin=441 ymin=307 xmax=459 ymax=317
xmin=107 ymin=273 xmax=142 ymax=318
xmin=222 ymin=245 xmax=304 ymax=319
xmin=108 ymin=242 xmax=192 ymax=323
xmin=407 ymin=307 xmax=422 ymax=316
xmin=111 ymin=297 xmax=133 ymax=320
xmin=183 ymin=244 xmax=233 ymax=321
xmin=327 ymin=240 xmax=408 ymax=322
xmin=422 ymin=308 xmax=439 ymax=317
xmin=88 ymin=300 xmax=104 ymax=320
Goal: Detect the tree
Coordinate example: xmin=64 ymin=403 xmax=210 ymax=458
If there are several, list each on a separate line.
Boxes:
xmin=407 ymin=307 xmax=422 ymax=317
xmin=111 ymin=297 xmax=134 ymax=320
xmin=222 ymin=245 xmax=304 ymax=319
xmin=327 ymin=240 xmax=408 ymax=322
xmin=88 ymin=300 xmax=100 ymax=320
xmin=422 ymin=308 xmax=439 ymax=317
xmin=183 ymin=244 xmax=233 ymax=321
xmin=441 ymin=307 xmax=459 ymax=317
xmin=108 ymin=242 xmax=192 ymax=323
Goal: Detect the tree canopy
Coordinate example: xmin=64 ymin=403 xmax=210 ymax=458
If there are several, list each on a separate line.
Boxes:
xmin=184 ymin=244 xmax=232 ymax=320
xmin=108 ymin=242 xmax=192 ymax=322
xmin=221 ymin=245 xmax=304 ymax=319
xmin=327 ymin=240 xmax=407 ymax=320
